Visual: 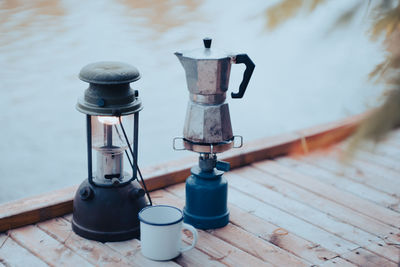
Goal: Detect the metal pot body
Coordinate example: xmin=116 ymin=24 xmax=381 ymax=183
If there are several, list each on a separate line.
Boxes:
xmin=183 ymin=102 xmax=233 ymax=144
xmin=178 ymin=57 xmax=232 ymax=100
xmin=175 ymin=38 xmax=255 ymax=153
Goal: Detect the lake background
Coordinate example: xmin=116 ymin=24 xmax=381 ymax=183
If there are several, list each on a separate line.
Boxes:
xmin=0 ymin=0 xmax=385 ymax=203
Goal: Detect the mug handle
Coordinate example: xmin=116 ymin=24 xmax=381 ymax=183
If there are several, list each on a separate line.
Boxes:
xmin=180 ymin=223 xmax=198 ymax=253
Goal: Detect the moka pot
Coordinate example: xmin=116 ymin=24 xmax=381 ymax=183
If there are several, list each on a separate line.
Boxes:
xmin=175 ymin=38 xmax=255 ymax=153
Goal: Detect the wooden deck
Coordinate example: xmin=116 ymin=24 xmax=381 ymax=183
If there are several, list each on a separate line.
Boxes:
xmin=1 ymin=116 xmax=400 ymax=266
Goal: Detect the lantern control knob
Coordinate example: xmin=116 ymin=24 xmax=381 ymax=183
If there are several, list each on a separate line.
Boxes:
xmin=79 ymin=186 xmax=93 ymax=201
xmin=130 ymin=188 xmax=145 ymax=200
xmin=111 ymin=178 xmax=120 ymax=185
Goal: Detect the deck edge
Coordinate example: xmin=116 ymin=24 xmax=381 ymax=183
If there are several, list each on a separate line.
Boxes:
xmin=0 ymin=113 xmax=364 ymax=232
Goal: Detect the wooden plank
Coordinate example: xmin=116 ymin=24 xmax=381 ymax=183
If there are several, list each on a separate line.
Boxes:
xmin=0 ymin=186 xmax=77 ymax=232
xmin=0 ymin=234 xmax=5 ymax=267
xmin=228 ymin=206 xmax=338 ymax=265
xmin=0 ymin=113 xmax=363 ymax=232
xmin=166 ymin=183 xmax=338 ymax=265
xmin=143 ymin=125 xmax=311 ymax=192
xmin=343 ymin=151 xmax=400 ymax=185
xmin=223 ymin=111 xmax=363 ymax=168
xmin=9 ymin=225 xmax=93 ymax=266
xmin=143 ymin=112 xmax=362 ymax=192
xmin=89 ymin=206 xmax=222 ymax=267
xmin=154 ymin=188 xmax=309 ymax=266
xmin=186 ymin=227 xmax=272 ymax=267
xmin=221 ymin=132 xmax=300 ymax=169
xmin=254 ymin=160 xmax=400 ymax=229
xmin=173 ymin=247 xmax=226 ymax=267
xmin=387 ymin=144 xmax=400 ymax=154
xmin=37 ymin=218 xmax=139 ymax=267
xmin=228 ymin=166 xmax=400 ymax=262
xmin=321 ymin=257 xmax=358 ymax=267
xmin=141 ymin=156 xmax=197 ymax=192
xmin=139 ymin=117 xmax=353 ymax=191
xmin=0 ymin=234 xmax=6 ymax=248
xmin=264 ymin=159 xmax=400 ymax=237
xmin=226 ymin=171 xmax=393 ymax=248
xmin=364 ymin=241 xmax=400 ymax=264
xmin=301 ymin=151 xmax=400 ymax=198
xmin=0 ymin=233 xmax=48 ymax=267
xmin=288 ymin=113 xmax=363 ymax=155
xmin=60 ymin=215 xmax=182 ymax=267
xmin=353 ymin=147 xmax=400 ymax=173
xmin=210 ymin=224 xmax=310 ymax=267
xmin=227 ymin=187 xmax=358 ymax=254
xmin=277 ymin=157 xmax=400 ymax=212
xmin=104 ymin=239 xmax=182 ymax=267
xmin=144 ymin=132 xmax=299 ymax=191
xmin=341 ymin=248 xmax=398 ymax=267
xmin=63 ymin=213 xmax=73 ymax=221
xmin=150 ymin=190 xmax=273 ymax=267
xmin=364 ymin=142 xmax=400 ymax=160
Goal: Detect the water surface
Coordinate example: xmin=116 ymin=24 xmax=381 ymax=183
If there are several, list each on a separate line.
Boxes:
xmin=0 ymin=0 xmax=384 ymax=202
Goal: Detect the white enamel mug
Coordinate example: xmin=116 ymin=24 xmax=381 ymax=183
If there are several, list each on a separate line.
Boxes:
xmin=138 ymin=205 xmax=198 ymax=261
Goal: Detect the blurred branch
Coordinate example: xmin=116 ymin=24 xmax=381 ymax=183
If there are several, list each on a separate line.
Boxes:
xmin=265 ymin=0 xmax=366 ymax=31
xmin=332 ymin=1 xmax=364 ymax=28
xmin=345 ymin=88 xmax=400 ymax=159
xmin=265 ymin=0 xmax=303 ymax=30
xmin=265 ymin=0 xmax=400 ymax=153
xmin=370 ymin=2 xmax=400 ymax=40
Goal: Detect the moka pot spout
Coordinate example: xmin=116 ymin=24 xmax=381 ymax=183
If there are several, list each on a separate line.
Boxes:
xmin=174 ymin=52 xmax=184 ymax=66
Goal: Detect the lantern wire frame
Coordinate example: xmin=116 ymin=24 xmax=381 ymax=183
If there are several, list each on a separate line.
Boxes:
xmin=118 ymin=116 xmax=153 ymax=206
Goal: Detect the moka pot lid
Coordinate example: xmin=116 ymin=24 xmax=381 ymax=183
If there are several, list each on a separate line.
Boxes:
xmin=175 ymin=38 xmax=234 ymax=60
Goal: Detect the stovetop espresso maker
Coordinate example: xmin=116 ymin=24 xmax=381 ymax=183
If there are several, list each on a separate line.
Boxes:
xmin=174 ymin=38 xmax=255 ymax=229
xmin=175 ymin=38 xmax=254 ymax=153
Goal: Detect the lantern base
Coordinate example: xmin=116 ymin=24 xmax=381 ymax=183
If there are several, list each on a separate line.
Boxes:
xmin=72 ymin=179 xmax=148 ymax=242
xmin=183 ymin=165 xmax=229 ymax=229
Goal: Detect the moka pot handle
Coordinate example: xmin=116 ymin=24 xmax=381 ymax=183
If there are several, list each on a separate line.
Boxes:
xmin=231 ymin=54 xmax=255 ymax=99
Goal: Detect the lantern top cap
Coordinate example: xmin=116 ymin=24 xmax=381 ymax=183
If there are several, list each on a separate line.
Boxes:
xmin=79 ymin=61 xmax=141 ymax=85
xmin=76 ymin=61 xmax=142 ymax=116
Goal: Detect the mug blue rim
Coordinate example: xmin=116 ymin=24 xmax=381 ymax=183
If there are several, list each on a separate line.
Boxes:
xmin=138 ymin=205 xmax=184 ymax=226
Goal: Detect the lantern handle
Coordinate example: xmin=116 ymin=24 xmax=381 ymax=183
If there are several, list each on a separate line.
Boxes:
xmin=118 ymin=116 xmax=153 ymax=206
xmin=86 ymin=115 xmax=95 ymax=185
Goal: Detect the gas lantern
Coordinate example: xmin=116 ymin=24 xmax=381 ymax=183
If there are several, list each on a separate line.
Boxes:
xmin=72 ymin=61 xmax=151 ymax=242
xmin=174 ymin=38 xmax=255 ymax=229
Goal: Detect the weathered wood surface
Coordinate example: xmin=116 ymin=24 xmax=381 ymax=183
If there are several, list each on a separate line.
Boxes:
xmin=0 ymin=186 xmax=78 ymax=233
xmin=1 ymin=115 xmax=400 ymax=266
xmin=154 ymin=188 xmax=307 ymax=267
xmin=0 ymin=233 xmax=48 ymax=267
xmin=277 ymin=156 xmax=400 ymax=212
xmin=0 ymin=114 xmax=363 ymax=233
